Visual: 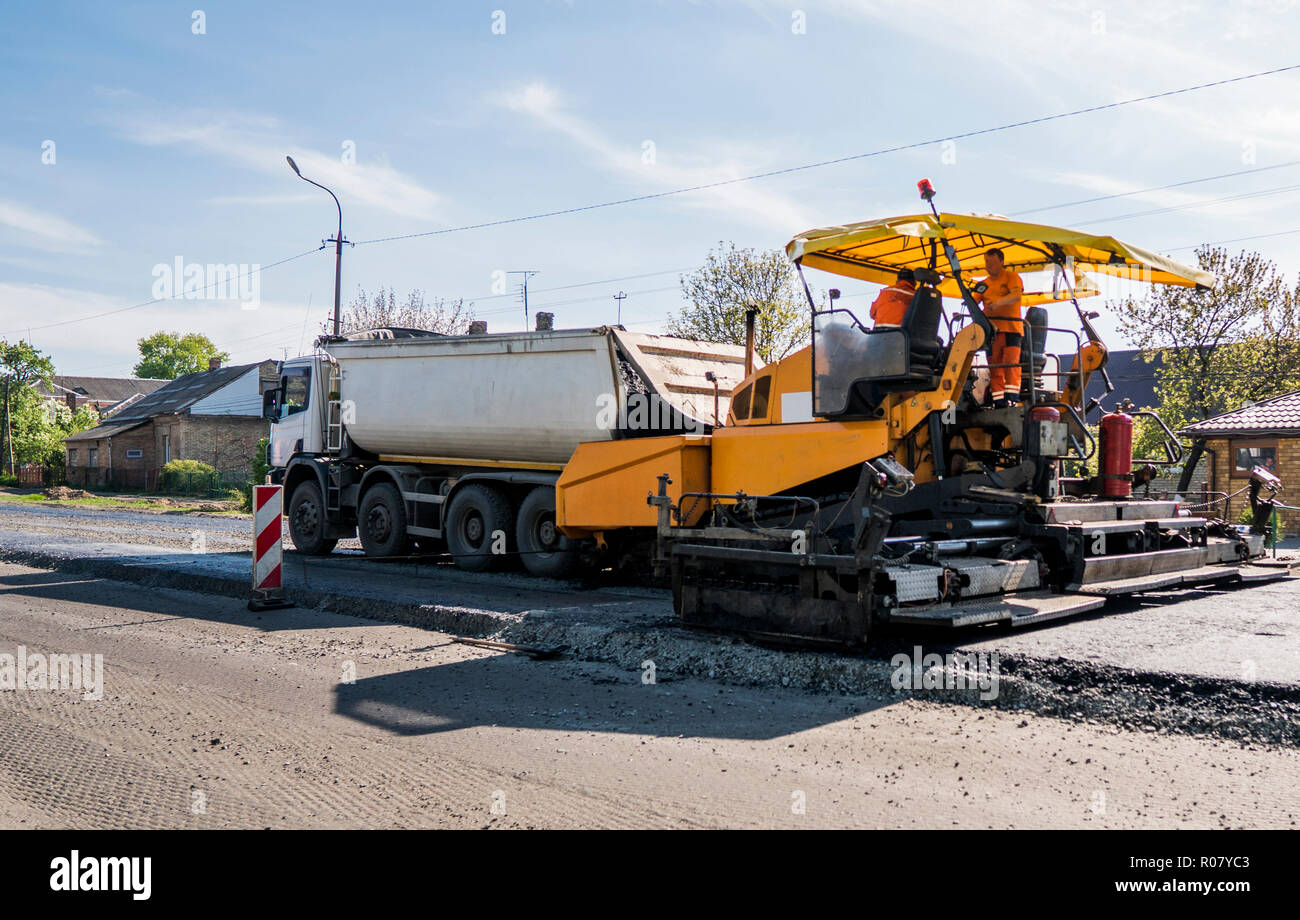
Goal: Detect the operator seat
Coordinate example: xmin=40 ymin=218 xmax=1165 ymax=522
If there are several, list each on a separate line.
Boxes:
xmin=815 ymin=269 xmax=948 ymax=418
xmin=900 ymin=284 xmax=944 ymax=377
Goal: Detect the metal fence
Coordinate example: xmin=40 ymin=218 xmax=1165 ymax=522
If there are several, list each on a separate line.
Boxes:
xmin=63 ymin=466 xmax=250 ymax=497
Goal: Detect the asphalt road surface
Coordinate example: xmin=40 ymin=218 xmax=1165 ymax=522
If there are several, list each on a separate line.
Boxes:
xmin=1 ymin=561 xmax=1297 ymax=829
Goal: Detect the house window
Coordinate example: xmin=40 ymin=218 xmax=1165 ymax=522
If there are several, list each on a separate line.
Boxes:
xmin=68 ymin=449 xmax=77 ymax=466
xmin=162 ymin=433 xmax=171 ymax=464
xmin=1231 ymin=441 xmax=1277 ymax=477
xmin=88 ymin=447 xmax=98 ymax=467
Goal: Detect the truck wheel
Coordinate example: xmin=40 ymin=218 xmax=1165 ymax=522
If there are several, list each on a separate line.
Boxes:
xmin=445 ymin=484 xmax=513 ymax=572
xmin=358 ymin=482 xmax=409 ymax=558
xmin=288 ymin=481 xmax=337 ymax=555
xmin=515 ymin=487 xmax=577 ymax=578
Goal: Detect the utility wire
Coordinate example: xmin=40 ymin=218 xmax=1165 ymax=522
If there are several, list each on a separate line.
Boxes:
xmin=1 ymin=248 xmax=323 ymax=338
xmin=1078 ymin=181 xmax=1300 ymax=225
xmin=352 ymin=64 xmax=1300 ymax=247
xmin=1010 ymin=159 xmax=1300 ymax=217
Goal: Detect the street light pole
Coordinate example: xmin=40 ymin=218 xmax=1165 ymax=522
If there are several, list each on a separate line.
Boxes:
xmin=286 ymin=156 xmax=346 ymax=336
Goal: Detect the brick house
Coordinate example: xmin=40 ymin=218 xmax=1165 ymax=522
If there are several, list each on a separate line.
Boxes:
xmin=64 ymin=360 xmax=278 ymax=491
xmin=35 ymin=375 xmax=169 ymax=420
xmin=1181 ymin=390 xmax=1300 ymax=536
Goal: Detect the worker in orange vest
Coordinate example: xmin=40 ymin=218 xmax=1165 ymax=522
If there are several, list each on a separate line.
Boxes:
xmin=869 ymin=268 xmax=916 ymax=327
xmin=975 ymin=248 xmax=1024 ymax=408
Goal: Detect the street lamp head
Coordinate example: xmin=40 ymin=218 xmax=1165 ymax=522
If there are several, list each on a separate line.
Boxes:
xmin=285 ymin=155 xmax=301 ymax=177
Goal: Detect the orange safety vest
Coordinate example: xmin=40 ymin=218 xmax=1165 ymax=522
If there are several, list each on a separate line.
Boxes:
xmin=870 ymin=282 xmax=916 ymax=326
xmin=976 ymin=271 xmax=1024 ymax=333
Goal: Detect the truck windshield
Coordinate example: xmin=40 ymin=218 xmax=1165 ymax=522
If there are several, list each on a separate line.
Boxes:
xmin=281 ymin=367 xmax=311 ymax=418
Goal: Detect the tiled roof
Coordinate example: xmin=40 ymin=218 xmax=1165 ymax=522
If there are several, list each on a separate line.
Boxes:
xmin=64 ymin=420 xmax=148 ymax=443
xmin=108 ymin=363 xmax=265 ymax=423
xmin=63 ymin=362 xmax=272 ymax=444
xmin=1182 ymin=390 xmax=1300 ymax=436
xmin=37 ymin=375 xmax=169 ymax=403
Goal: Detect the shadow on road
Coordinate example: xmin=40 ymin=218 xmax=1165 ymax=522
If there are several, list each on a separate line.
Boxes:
xmin=0 ymin=566 xmax=385 ymax=634
xmin=334 ymin=652 xmax=897 ymax=741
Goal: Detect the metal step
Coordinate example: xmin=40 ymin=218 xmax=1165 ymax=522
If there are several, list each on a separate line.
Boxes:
xmin=1041 ymin=500 xmax=1179 ymax=524
xmin=946 ymin=557 xmax=1040 ymax=596
xmin=1076 ymin=537 xmax=1243 ymax=580
xmin=1239 ymin=564 xmax=1292 ymax=584
xmin=1077 ymin=546 xmax=1209 ymax=583
xmin=1150 ymin=517 xmax=1208 ymax=531
xmin=1070 ymin=562 xmax=1290 ymax=596
xmin=889 ymin=592 xmax=1105 ymax=628
xmin=885 ymin=557 xmax=1040 ymax=604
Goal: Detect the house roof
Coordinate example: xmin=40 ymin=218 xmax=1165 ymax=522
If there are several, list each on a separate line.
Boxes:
xmin=107 ymin=363 xmax=266 ymax=423
xmin=37 ymin=375 xmax=169 ymax=404
xmin=1182 ymin=390 xmax=1300 ymax=437
xmin=63 ymin=362 xmax=271 ymax=444
xmin=1084 ymin=349 xmax=1163 ymax=412
xmin=64 ymin=420 xmax=147 ymax=443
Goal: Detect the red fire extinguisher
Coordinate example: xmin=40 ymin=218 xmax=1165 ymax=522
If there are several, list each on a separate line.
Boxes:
xmin=1099 ymin=405 xmax=1134 ymax=498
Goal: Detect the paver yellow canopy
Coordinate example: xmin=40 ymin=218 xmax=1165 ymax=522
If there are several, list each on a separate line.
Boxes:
xmin=785 ymin=208 xmax=1215 ymax=303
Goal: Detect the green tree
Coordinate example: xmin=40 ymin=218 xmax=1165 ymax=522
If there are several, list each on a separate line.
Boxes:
xmin=338 ymin=287 xmax=474 ymax=335
xmin=133 ymin=332 xmax=230 ymax=379
xmin=667 ymin=243 xmax=812 ymax=362
xmin=1113 ymin=246 xmax=1300 ymax=433
xmin=0 ymin=341 xmax=55 ymax=475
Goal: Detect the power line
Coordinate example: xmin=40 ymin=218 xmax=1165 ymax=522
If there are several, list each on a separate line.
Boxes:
xmin=352 ymin=64 xmax=1300 ymax=247
xmin=1 ymin=248 xmax=323 ymax=338
xmin=1010 ymin=159 xmax=1300 ymax=217
xmin=1079 ymin=181 xmax=1300 ymax=225
xmin=1165 ymin=227 xmax=1300 ymax=252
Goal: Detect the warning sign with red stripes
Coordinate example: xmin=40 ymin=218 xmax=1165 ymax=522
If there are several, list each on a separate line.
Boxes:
xmin=252 ymin=485 xmax=283 ymax=591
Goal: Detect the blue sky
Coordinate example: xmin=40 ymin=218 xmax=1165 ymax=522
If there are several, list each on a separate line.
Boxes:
xmin=3 ymin=0 xmax=1300 ymax=376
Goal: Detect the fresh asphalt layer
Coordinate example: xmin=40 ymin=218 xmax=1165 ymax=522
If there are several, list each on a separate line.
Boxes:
xmin=0 ymin=501 xmax=1298 ymax=745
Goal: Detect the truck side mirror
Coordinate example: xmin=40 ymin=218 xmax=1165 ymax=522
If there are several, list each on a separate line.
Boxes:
xmin=263 ymin=388 xmax=280 ymax=421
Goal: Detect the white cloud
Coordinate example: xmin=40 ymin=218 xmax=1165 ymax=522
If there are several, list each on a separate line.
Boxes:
xmin=0 ymin=281 xmax=317 ymax=374
xmin=793 ymin=0 xmax=1300 ymax=153
xmin=112 ymin=108 xmax=446 ymax=222
xmin=206 ymin=192 xmax=319 ymax=207
xmin=495 ymin=80 xmax=817 ymax=232
xmin=0 ymin=199 xmax=102 ymax=249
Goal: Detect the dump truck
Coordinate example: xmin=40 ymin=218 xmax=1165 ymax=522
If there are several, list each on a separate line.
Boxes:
xmin=265 ymin=324 xmax=749 ymax=576
xmin=552 ymin=181 xmax=1290 ymax=644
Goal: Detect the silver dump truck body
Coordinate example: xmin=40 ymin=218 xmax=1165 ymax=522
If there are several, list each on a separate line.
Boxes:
xmin=326 ymin=327 xmax=749 ymax=464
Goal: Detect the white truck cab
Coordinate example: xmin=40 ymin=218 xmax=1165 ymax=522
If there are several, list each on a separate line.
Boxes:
xmin=266 ymin=356 xmax=329 ymax=467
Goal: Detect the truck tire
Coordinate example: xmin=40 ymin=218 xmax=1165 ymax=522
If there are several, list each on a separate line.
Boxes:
xmin=445 ymin=484 xmax=513 ymax=572
xmin=287 ymin=480 xmax=337 ymax=556
xmin=358 ymin=482 xmax=409 ymax=558
xmin=515 ymin=487 xmax=578 ymax=578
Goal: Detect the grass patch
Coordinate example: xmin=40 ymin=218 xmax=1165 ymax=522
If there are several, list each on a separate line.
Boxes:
xmin=0 ymin=488 xmax=237 ymax=514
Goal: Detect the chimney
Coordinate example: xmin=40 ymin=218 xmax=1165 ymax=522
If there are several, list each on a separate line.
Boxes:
xmin=535 ymin=312 xmax=554 ymax=331
xmin=208 ymin=356 xmax=222 ymax=371
xmin=468 ymin=320 xmax=488 ymax=335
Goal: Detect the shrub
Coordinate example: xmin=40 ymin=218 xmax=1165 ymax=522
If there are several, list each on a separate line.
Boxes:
xmin=239 ymin=438 xmax=272 ymax=512
xmin=158 ymin=459 xmax=218 ymax=495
